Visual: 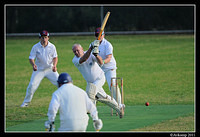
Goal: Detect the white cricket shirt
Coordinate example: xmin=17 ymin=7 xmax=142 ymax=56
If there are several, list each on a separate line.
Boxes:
xmin=72 ymin=53 xmax=104 ymax=83
xmin=29 ymin=41 xmax=57 ymax=70
xmin=98 ymin=38 xmax=117 ymax=71
xmin=47 ymin=83 xmax=98 ymax=131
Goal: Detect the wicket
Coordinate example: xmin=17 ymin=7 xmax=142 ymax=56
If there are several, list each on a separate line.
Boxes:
xmin=111 ymin=77 xmax=124 ymax=116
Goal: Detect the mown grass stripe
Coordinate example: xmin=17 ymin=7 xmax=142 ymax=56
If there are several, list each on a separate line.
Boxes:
xmin=6 ymin=105 xmax=194 ymax=132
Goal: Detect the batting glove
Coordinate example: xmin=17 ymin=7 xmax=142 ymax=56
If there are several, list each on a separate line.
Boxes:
xmin=45 ymin=121 xmax=55 ymax=132
xmin=92 ymin=46 xmax=99 ymax=56
xmin=93 ymin=119 xmax=103 ymax=131
xmin=91 ymin=40 xmax=100 ymax=49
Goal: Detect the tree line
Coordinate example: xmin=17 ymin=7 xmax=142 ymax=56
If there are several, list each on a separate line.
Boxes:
xmin=6 ymin=6 xmax=194 ymax=33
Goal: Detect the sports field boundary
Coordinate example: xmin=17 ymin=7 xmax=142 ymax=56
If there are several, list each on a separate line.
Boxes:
xmin=6 ymin=30 xmax=194 ymax=37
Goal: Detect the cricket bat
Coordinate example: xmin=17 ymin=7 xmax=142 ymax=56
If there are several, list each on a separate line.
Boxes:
xmin=97 ymin=11 xmax=110 ymax=40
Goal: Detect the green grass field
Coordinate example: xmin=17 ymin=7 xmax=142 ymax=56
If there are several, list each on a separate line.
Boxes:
xmin=5 ymin=34 xmax=195 ymax=132
xmin=6 ymin=105 xmax=194 ymax=132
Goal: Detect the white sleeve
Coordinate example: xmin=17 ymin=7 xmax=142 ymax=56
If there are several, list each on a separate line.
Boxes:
xmin=52 ymin=45 xmax=58 ymax=58
xmin=72 ymin=56 xmax=81 ymax=66
xmin=29 ymin=46 xmax=36 ymax=59
xmin=85 ymin=93 xmax=99 ymax=120
xmin=106 ymin=43 xmax=113 ymax=55
xmin=47 ymin=93 xmax=60 ymax=122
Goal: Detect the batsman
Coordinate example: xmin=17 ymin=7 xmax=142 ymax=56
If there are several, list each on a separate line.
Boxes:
xmin=93 ymin=27 xmax=124 ymax=108
xmin=93 ymin=12 xmax=125 ymax=110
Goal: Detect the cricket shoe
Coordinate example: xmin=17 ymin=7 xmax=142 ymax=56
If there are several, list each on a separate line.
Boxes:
xmin=20 ymin=102 xmax=29 ymax=107
xmin=119 ymin=104 xmax=125 ymax=118
xmin=120 ymin=104 xmax=125 ymax=109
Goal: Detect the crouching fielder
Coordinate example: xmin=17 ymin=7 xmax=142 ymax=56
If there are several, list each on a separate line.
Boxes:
xmin=45 ymin=73 xmax=102 ymax=132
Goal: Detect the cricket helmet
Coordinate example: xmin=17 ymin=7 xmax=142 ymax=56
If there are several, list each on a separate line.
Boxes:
xmin=57 ymin=73 xmax=72 ymax=84
xmin=39 ymin=30 xmax=49 ymax=38
xmin=95 ymin=27 xmax=104 ymax=37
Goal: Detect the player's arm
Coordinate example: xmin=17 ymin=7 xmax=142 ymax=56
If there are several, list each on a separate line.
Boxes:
xmin=85 ymin=92 xmax=99 ymax=120
xmin=102 ymin=42 xmax=113 ymax=64
xmin=47 ymin=93 xmax=60 ymax=122
xmin=52 ymin=57 xmax=58 ymax=72
xmin=45 ymin=93 xmax=60 ymax=132
xmin=45 ymin=95 xmax=59 ymax=132
xmin=29 ymin=59 xmax=37 ymax=71
xmin=103 ymin=54 xmax=112 ymax=64
xmin=90 ymin=40 xmax=103 ymax=65
xmin=29 ymin=45 xmax=37 ymax=71
xmin=79 ymin=40 xmax=100 ymax=64
xmin=84 ymin=93 xmax=103 ymax=131
xmin=94 ymin=54 xmax=103 ymax=65
xmin=79 ymin=47 xmax=93 ymax=64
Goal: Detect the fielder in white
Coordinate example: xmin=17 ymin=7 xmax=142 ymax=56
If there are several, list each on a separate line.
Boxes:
xmin=21 ymin=30 xmax=59 ymax=107
xmin=72 ymin=42 xmax=124 ymax=118
xmin=45 ymin=73 xmax=102 ymax=132
xmin=93 ymin=27 xmax=123 ymax=107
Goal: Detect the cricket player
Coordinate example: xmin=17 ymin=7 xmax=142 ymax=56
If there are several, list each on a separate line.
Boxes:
xmin=45 ymin=72 xmax=102 ymax=132
xmin=72 ymin=42 xmax=124 ymax=118
xmin=20 ymin=30 xmax=59 ymax=107
xmin=93 ymin=27 xmax=123 ymax=107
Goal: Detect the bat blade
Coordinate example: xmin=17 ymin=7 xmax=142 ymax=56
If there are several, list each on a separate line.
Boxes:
xmin=97 ymin=11 xmax=110 ymax=40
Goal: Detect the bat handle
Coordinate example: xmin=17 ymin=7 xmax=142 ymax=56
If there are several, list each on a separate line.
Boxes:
xmin=97 ymin=30 xmax=103 ymax=40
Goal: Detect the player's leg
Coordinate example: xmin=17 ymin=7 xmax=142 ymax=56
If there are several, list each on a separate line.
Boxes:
xmin=105 ymin=69 xmax=121 ymax=105
xmin=21 ymin=70 xmax=45 ymax=107
xmin=45 ymin=68 xmax=59 ymax=87
xmin=96 ymin=91 xmax=124 ymax=118
xmin=94 ymin=74 xmax=124 ymax=118
xmin=86 ymin=83 xmax=97 ymax=105
xmin=92 ymin=74 xmax=113 ymax=102
xmin=93 ymin=73 xmax=106 ymax=88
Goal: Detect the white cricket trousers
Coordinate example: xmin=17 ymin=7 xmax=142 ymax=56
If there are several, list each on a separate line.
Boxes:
xmin=90 ymin=73 xmax=107 ymax=98
xmin=23 ymin=68 xmax=59 ymax=103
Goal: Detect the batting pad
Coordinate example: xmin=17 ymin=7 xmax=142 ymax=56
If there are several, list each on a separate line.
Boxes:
xmin=97 ymin=98 xmax=121 ymax=114
xmin=86 ymin=83 xmax=97 ymax=104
